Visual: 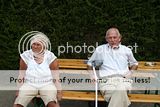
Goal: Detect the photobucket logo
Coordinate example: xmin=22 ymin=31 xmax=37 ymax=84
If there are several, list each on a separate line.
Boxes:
xmin=18 ymin=31 xmax=51 ymax=55
xmin=58 ymin=42 xmax=138 ymax=56
xmin=58 ymin=42 xmax=99 ymax=56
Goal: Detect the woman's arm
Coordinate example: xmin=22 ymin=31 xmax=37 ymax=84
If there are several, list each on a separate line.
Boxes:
xmin=50 ymin=59 xmax=62 ymax=101
xmin=19 ymin=58 xmax=27 ymax=70
xmin=16 ymin=58 xmax=27 ymax=96
xmin=18 ymin=58 xmax=27 ymax=86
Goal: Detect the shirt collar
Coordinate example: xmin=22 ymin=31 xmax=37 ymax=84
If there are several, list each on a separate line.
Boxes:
xmin=107 ymin=43 xmax=121 ymax=49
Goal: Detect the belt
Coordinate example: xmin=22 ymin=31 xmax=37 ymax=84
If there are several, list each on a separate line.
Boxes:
xmin=101 ymin=74 xmax=125 ymax=79
xmin=99 ymin=74 xmax=125 ymax=84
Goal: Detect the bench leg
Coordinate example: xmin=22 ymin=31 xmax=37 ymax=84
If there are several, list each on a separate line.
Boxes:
xmin=88 ymin=101 xmax=108 ymax=107
xmin=154 ymin=103 xmax=160 ymax=107
xmin=33 ymin=98 xmax=45 ymax=107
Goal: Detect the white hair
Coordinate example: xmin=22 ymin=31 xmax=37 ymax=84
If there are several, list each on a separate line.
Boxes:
xmin=105 ymin=27 xmax=121 ymax=37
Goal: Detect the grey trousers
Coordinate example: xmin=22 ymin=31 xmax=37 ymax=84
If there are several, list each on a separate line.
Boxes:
xmin=99 ymin=76 xmax=132 ymax=107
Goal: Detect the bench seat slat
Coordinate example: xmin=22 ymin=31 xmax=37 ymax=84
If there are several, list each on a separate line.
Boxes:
xmin=62 ymin=91 xmax=160 ymax=103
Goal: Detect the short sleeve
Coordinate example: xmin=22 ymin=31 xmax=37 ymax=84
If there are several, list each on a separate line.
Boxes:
xmin=128 ymin=49 xmax=138 ymax=67
xmin=47 ymin=51 xmax=57 ymax=64
xmin=20 ymin=51 xmax=30 ymax=65
xmin=87 ymin=50 xmax=98 ymax=66
xmin=87 ymin=46 xmax=103 ymax=66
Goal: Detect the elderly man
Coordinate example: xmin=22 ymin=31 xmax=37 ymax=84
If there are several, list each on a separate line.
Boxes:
xmin=87 ymin=27 xmax=138 ymax=107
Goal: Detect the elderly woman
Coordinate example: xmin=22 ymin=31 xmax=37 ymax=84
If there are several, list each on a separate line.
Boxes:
xmin=13 ymin=32 xmax=62 ymax=107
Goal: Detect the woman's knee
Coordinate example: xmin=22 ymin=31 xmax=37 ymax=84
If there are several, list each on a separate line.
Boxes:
xmin=47 ymin=101 xmax=59 ymax=107
xmin=13 ymin=104 xmax=23 ymax=107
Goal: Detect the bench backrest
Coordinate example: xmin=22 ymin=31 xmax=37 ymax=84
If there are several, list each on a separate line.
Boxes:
xmin=58 ymin=59 xmax=160 ymax=70
xmin=58 ymin=59 xmax=87 ymax=69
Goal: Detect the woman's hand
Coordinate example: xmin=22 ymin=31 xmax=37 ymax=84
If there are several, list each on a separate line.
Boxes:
xmin=57 ymin=91 xmax=62 ymax=101
xmin=15 ymin=90 xmax=19 ymax=97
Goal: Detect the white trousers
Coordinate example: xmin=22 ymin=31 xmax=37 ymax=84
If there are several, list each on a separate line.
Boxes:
xmin=99 ymin=77 xmax=132 ymax=107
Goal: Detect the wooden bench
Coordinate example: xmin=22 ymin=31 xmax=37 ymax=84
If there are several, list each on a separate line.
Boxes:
xmin=34 ymin=59 xmax=160 ymax=107
xmin=57 ymin=59 xmax=160 ymax=104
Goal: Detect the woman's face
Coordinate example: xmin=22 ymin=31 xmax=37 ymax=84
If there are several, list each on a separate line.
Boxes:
xmin=31 ymin=41 xmax=44 ymax=53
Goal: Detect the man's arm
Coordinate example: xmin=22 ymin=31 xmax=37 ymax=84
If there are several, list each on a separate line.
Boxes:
xmin=87 ymin=65 xmax=93 ymax=70
xmin=128 ymin=49 xmax=138 ymax=71
xmin=130 ymin=65 xmax=138 ymax=70
xmin=87 ymin=64 xmax=98 ymax=81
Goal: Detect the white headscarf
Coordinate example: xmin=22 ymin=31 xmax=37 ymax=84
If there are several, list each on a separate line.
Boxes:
xmin=30 ymin=33 xmax=50 ymax=50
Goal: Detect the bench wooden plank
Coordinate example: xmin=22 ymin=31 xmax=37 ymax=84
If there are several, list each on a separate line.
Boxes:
xmin=62 ymin=91 xmax=160 ymax=103
xmin=128 ymin=94 xmax=160 ymax=103
xmin=59 ymin=65 xmax=87 ymax=69
xmin=58 ymin=59 xmax=160 ymax=70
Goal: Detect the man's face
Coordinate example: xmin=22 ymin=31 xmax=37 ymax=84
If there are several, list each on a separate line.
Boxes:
xmin=31 ymin=41 xmax=44 ymax=53
xmin=106 ymin=29 xmax=121 ymax=47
